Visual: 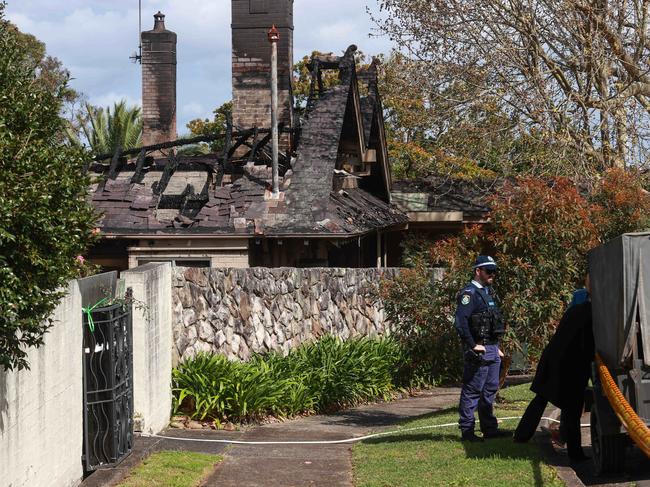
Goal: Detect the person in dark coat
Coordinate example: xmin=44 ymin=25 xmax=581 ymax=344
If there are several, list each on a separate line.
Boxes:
xmin=513 ymin=301 xmax=594 ymax=461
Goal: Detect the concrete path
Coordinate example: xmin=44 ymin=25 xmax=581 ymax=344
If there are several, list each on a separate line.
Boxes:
xmin=203 ymin=387 xmax=461 ymax=487
xmin=86 ymin=383 xmax=650 ymax=487
xmin=548 ymin=411 xmax=650 ymax=487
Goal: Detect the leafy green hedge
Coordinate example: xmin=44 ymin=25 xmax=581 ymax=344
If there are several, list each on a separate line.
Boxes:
xmin=172 ymin=335 xmax=404 ymax=422
xmin=0 ymin=6 xmax=97 ymax=370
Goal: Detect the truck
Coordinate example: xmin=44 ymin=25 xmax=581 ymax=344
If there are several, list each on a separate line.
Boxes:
xmin=588 ymin=232 xmax=650 ymax=474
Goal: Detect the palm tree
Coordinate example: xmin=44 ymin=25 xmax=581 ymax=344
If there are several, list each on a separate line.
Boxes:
xmin=69 ymin=100 xmax=142 ymax=157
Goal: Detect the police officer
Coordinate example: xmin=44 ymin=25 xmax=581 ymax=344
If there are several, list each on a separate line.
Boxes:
xmin=454 ymin=255 xmax=509 ymax=442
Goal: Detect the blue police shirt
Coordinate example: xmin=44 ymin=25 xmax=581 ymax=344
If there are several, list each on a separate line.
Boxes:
xmin=454 ymin=281 xmax=498 ymax=349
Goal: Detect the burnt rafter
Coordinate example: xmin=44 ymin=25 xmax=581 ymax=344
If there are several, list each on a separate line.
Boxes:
xmin=305 ymin=46 xmax=357 ymax=115
xmin=94 ymin=134 xmax=221 ymax=162
xmin=91 ymin=122 xmax=297 ymax=180
xmin=130 ymin=149 xmax=148 ymax=184
xmin=247 ymin=127 xmax=261 ymax=163
xmin=227 ymin=128 xmax=257 ymax=159
xmin=152 ymin=153 xmax=181 ymax=195
xmin=107 ymin=145 xmax=123 ymax=180
xmin=91 ymin=129 xmax=288 ymax=163
xmin=157 ymin=183 xmax=208 ymax=219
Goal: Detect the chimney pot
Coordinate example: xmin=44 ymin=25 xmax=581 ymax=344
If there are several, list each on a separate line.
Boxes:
xmin=153 ymin=12 xmax=166 ymax=31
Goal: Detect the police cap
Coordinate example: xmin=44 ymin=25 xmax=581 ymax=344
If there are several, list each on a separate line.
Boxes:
xmin=473 ymin=255 xmax=497 ymax=271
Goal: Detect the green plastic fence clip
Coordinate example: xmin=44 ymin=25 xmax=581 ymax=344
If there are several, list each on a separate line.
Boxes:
xmin=82 ymin=297 xmax=109 ymax=333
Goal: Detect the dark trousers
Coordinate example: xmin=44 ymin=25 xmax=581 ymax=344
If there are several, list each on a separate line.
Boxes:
xmin=514 ymin=394 xmax=585 ymax=458
xmin=458 ymin=344 xmax=500 ymax=434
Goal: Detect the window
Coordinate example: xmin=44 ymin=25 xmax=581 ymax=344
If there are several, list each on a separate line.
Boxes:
xmin=137 ymin=259 xmax=210 ymax=268
xmin=175 ymin=260 xmax=210 ymax=268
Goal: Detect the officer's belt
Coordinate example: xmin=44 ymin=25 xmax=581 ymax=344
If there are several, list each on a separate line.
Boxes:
xmin=476 ymin=339 xmax=499 ymax=345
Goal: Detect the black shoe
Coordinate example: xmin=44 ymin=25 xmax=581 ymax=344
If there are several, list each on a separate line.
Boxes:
xmin=483 ymin=430 xmax=512 ymax=439
xmin=512 ymin=434 xmax=529 ymax=443
xmin=461 ymin=431 xmax=484 ymax=442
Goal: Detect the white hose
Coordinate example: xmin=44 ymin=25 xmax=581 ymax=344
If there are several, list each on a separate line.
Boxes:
xmin=140 ymin=416 xmax=590 ymax=446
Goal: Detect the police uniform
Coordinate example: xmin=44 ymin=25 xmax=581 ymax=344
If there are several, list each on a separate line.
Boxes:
xmin=454 ymin=256 xmax=506 ymax=440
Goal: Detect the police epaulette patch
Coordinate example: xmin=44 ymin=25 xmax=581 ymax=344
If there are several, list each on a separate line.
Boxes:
xmin=461 ymin=294 xmax=471 ymax=305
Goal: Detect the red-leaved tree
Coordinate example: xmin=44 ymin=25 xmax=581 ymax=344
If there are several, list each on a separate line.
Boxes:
xmin=383 ymin=171 xmax=650 ymax=383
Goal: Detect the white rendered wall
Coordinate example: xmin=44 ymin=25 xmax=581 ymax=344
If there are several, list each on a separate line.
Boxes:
xmin=0 ymin=281 xmax=84 ymax=487
xmin=122 ymin=263 xmax=173 ymax=434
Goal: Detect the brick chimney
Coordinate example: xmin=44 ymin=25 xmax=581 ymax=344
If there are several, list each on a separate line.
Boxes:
xmin=232 ymin=0 xmax=294 ymax=147
xmin=141 ymin=12 xmax=177 ymax=146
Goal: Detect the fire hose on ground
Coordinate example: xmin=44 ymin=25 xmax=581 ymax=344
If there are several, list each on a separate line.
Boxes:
xmin=595 ymin=353 xmax=650 ymax=458
xmin=142 ymin=356 xmax=649 ymax=451
xmin=141 ymin=416 xmax=580 ymax=446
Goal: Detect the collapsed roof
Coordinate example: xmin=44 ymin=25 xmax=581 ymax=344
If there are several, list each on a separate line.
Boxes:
xmin=90 ymin=47 xmax=407 ymax=238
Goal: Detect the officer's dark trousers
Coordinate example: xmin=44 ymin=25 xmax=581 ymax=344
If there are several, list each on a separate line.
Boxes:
xmin=458 ymin=344 xmax=500 ymax=434
xmin=514 ymin=394 xmax=585 ymax=459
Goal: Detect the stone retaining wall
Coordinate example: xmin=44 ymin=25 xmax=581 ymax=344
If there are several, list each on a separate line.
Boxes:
xmin=172 ymin=267 xmax=400 ymax=362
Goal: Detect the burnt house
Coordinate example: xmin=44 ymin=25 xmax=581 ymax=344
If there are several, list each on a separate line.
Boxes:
xmin=387 ymin=176 xmax=494 ymax=261
xmin=391 ymin=177 xmax=494 ymax=235
xmin=88 ymin=1 xmax=407 ymax=271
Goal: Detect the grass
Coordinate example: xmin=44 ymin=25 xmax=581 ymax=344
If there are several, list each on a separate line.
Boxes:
xmin=117 ymin=451 xmax=221 ymax=487
xmin=352 ymin=383 xmax=565 ymax=487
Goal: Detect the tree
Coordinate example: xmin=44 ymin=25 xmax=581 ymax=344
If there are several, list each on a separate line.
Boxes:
xmin=378 ymin=52 xmax=511 ymax=179
xmin=0 ymin=4 xmax=97 ymax=370
xmin=71 ymin=100 xmax=142 ymax=157
xmin=374 ymin=0 xmax=650 ymax=174
xmin=182 ymin=101 xmax=232 ymax=155
xmin=382 ymin=171 xmax=650 ymax=382
xmin=8 ymin=21 xmax=84 ymax=135
xmin=590 ymin=167 xmax=650 ymax=242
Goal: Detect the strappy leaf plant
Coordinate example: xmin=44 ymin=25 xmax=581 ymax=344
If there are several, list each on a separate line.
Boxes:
xmin=172 ymin=335 xmax=404 ymax=423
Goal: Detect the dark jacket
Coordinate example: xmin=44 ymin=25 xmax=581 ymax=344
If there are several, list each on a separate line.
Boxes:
xmin=454 ymin=282 xmax=500 ymax=349
xmin=531 ymin=302 xmax=594 ymax=409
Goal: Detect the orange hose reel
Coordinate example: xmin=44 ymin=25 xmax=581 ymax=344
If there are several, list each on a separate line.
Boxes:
xmin=595 ymin=353 xmax=650 ymax=458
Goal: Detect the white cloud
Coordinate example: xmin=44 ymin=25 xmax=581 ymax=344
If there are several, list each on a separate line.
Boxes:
xmin=92 ymin=92 xmax=141 ymax=110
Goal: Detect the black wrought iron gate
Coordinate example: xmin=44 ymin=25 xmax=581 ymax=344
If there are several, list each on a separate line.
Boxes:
xmin=82 ymin=301 xmax=134 ymax=472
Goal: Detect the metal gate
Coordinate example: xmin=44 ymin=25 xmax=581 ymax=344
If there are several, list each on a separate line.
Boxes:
xmin=82 ymin=300 xmax=134 ymax=472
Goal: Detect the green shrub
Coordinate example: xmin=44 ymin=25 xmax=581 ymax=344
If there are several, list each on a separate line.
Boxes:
xmin=0 ymin=6 xmax=97 ymax=370
xmin=381 ymin=266 xmax=464 ymax=386
xmin=172 ymin=335 xmax=404 ymax=422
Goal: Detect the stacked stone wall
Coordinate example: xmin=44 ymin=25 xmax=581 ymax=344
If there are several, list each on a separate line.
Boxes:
xmin=172 ymin=267 xmax=399 ymax=362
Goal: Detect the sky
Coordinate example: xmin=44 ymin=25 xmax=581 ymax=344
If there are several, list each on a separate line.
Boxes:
xmin=6 ymin=0 xmax=395 ymax=132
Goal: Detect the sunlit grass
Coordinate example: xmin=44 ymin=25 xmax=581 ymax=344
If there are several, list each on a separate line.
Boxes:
xmin=353 ymin=383 xmax=564 ymax=487
xmin=117 ymin=451 xmax=221 ymax=487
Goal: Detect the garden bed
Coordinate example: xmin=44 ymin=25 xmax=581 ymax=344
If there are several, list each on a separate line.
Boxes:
xmin=172 ymin=335 xmax=406 ymax=425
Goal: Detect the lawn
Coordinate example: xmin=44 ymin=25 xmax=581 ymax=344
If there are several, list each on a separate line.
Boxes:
xmin=117 ymin=451 xmax=221 ymax=487
xmin=353 ymin=383 xmax=564 ymax=487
